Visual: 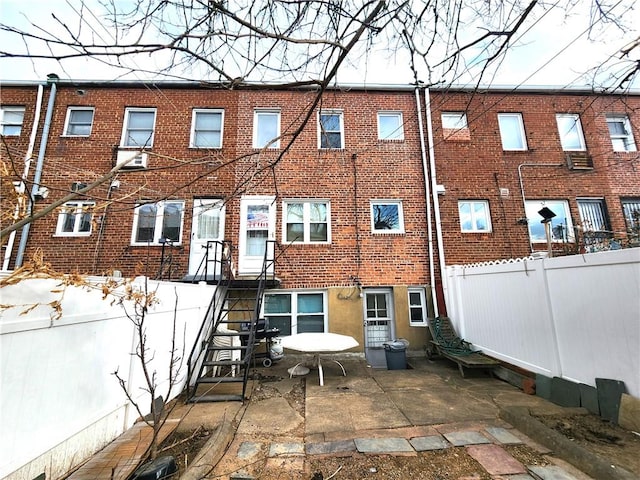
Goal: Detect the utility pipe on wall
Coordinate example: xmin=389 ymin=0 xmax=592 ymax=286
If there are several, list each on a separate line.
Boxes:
xmin=2 ymin=85 xmax=44 ymax=271
xmin=15 ymin=74 xmax=59 ymax=268
xmin=423 ymin=88 xmax=448 ymax=315
xmin=414 ymin=87 xmax=439 ymax=317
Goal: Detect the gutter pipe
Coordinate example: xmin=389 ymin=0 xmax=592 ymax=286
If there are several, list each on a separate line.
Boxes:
xmin=414 ymin=87 xmax=439 ymax=317
xmin=2 ymin=85 xmax=44 ymax=270
xmin=15 ymin=74 xmax=59 ymax=268
xmin=423 ymin=88 xmax=448 ymax=314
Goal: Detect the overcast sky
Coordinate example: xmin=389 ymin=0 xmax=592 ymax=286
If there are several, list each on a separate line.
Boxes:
xmin=0 ymin=0 xmax=638 ymax=89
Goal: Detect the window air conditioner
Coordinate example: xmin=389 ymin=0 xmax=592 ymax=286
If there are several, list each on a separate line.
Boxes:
xmin=116 ymin=150 xmax=148 ymax=169
xmin=566 ymin=152 xmax=593 ymax=170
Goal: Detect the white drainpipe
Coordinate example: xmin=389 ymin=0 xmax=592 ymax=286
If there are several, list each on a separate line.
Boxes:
xmin=15 ymin=75 xmax=59 ymax=268
xmin=414 ymin=87 xmax=439 ymax=317
xmin=3 ymin=84 xmax=44 ymax=271
xmin=423 ymin=88 xmax=448 ymax=314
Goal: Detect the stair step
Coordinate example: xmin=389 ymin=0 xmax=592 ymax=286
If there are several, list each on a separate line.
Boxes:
xmin=203 ymin=359 xmax=246 ymax=366
xmin=188 ymin=394 xmax=245 ymax=403
xmin=211 ymin=331 xmax=251 ymax=337
xmin=207 ymin=345 xmax=248 ymax=352
xmin=196 ymin=376 xmax=245 ymax=384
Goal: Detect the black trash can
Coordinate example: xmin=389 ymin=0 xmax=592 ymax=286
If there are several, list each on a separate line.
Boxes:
xmin=131 ymin=455 xmax=177 ymax=479
xmin=384 ymin=339 xmax=409 ymax=370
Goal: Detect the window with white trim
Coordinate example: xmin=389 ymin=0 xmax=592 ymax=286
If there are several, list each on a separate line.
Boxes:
xmin=253 ymin=109 xmax=280 ymax=148
xmin=408 ymin=287 xmax=428 ymax=326
xmin=1 ymin=106 xmax=25 ymax=136
xmin=190 ymin=109 xmax=223 ymax=148
xmin=458 ymin=200 xmax=491 ymax=232
xmin=131 ymin=200 xmax=184 ymax=245
xmin=556 ymin=114 xmax=586 ymax=151
xmin=63 ymin=107 xmax=94 ymax=136
xmin=283 ymin=201 xmax=330 ymax=243
xmin=371 ymin=200 xmax=404 ymax=233
xmin=606 ymin=115 xmax=636 ymax=152
xmin=498 ymin=113 xmax=527 ymax=150
xmin=441 ymin=112 xmax=468 ymax=129
xmin=318 ymin=110 xmax=344 ymax=149
xmin=263 ymin=291 xmax=327 ymax=336
xmin=121 ymin=108 xmax=157 ymax=148
xmin=55 ymin=201 xmax=95 ymax=236
xmin=378 ymin=111 xmax=404 ymax=140
xmin=525 ymin=200 xmax=575 ymax=243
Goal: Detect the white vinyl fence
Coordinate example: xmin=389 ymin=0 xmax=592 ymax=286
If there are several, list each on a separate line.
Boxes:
xmin=0 ymin=276 xmax=215 ymax=480
xmin=445 ymin=248 xmax=640 ymax=398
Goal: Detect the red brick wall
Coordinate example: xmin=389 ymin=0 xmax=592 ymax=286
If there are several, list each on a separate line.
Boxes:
xmin=429 ymin=90 xmax=640 ymax=265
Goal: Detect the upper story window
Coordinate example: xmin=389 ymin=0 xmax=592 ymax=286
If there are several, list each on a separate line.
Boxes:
xmin=190 ymin=109 xmax=223 ymax=148
xmin=525 ymin=200 xmax=575 ymax=243
xmin=63 ymin=107 xmax=94 ymax=136
xmin=458 ymin=200 xmax=491 ymax=233
xmin=263 ymin=291 xmax=327 ymax=336
xmin=1 ymin=106 xmax=25 ymax=136
xmin=497 ymin=113 xmax=527 ymax=150
xmin=131 ymin=200 xmax=184 ymax=246
xmin=55 ymin=201 xmax=95 ymax=236
xmin=253 ymin=109 xmax=281 ymax=149
xmin=121 ymin=108 xmax=157 ymax=148
xmin=441 ymin=112 xmax=468 ymax=129
xmin=408 ymin=287 xmax=428 ymax=327
xmin=371 ymin=200 xmax=404 ymax=234
xmin=318 ymin=110 xmax=344 ymax=149
xmin=606 ymin=115 xmax=636 ymax=152
xmin=377 ymin=111 xmax=404 ymax=141
xmin=556 ymin=114 xmax=586 ymax=151
xmin=284 ymin=201 xmax=329 ymax=243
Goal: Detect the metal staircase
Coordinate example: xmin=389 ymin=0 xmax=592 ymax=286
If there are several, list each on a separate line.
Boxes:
xmin=185 ymin=240 xmax=277 ymax=403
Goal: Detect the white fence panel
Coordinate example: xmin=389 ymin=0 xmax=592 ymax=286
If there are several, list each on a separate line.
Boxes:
xmin=0 ymin=276 xmax=215 ymax=480
xmin=445 ymin=249 xmax=640 ymax=398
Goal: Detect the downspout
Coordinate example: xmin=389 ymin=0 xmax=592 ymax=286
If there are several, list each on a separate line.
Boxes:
xmin=2 ymin=84 xmax=44 ymax=270
xmin=424 ymin=88 xmax=448 ymax=314
xmin=414 ymin=87 xmax=438 ymax=317
xmin=15 ymin=74 xmax=59 ymax=268
xmin=518 ymin=163 xmax=563 ymax=254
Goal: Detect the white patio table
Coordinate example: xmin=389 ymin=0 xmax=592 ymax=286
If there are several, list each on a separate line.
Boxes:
xmin=280 ymin=332 xmax=359 ymax=386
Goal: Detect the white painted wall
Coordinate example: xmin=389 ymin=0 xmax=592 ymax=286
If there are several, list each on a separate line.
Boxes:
xmin=0 ymin=276 xmax=215 ymax=480
xmin=445 ymin=248 xmax=640 ymax=398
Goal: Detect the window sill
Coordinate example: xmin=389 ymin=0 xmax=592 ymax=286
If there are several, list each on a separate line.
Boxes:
xmin=189 ymin=146 xmax=223 ymax=150
xmin=54 ymin=233 xmax=92 ymax=238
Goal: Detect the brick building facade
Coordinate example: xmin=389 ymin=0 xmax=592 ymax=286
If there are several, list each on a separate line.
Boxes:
xmin=1 ymin=80 xmax=639 ymax=352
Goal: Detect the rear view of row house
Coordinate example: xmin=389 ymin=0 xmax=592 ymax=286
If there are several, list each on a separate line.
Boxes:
xmin=2 ymin=80 xmax=639 ymax=358
xmin=0 ymin=79 xmax=435 ymax=361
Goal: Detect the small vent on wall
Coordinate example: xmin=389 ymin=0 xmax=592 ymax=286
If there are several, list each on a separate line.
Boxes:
xmin=566 ymin=152 xmax=593 ymax=170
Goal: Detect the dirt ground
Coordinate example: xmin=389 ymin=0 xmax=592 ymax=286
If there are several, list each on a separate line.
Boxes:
xmin=157 ymin=376 xmax=640 ymax=479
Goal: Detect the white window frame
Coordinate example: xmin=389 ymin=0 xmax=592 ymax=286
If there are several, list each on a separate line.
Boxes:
xmin=377 ymin=111 xmax=404 ymax=141
xmin=253 ymin=109 xmax=281 ymax=148
xmin=556 ymin=114 xmax=586 ymax=151
xmin=318 ymin=110 xmax=344 ymax=149
xmin=62 ymin=107 xmax=95 ymax=137
xmin=1 ymin=106 xmax=26 ymax=136
xmin=458 ymin=200 xmax=492 ymax=233
xmin=408 ymin=287 xmax=428 ymax=327
xmin=441 ymin=112 xmax=468 ymax=129
xmin=282 ymin=200 xmax=331 ymax=244
xmin=131 ymin=200 xmax=185 ymax=246
xmin=190 ymin=108 xmax=224 ymax=148
xmin=497 ymin=113 xmax=527 ymax=151
xmin=55 ymin=201 xmax=95 ymax=236
xmin=263 ymin=290 xmax=328 ymax=336
xmin=606 ymin=114 xmax=636 ymax=152
xmin=120 ymin=107 xmax=157 ymax=148
xmin=525 ymin=200 xmax=575 ymax=244
xmin=370 ymin=200 xmax=405 ymax=234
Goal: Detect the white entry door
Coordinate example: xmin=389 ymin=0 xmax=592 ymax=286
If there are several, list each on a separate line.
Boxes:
xmin=239 ymin=196 xmax=276 ymax=274
xmin=188 ymin=199 xmax=225 ymax=277
xmin=363 ymin=289 xmax=395 ymax=367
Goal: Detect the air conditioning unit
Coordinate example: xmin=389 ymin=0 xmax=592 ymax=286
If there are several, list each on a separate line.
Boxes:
xmin=116 ymin=150 xmax=148 ymax=169
xmin=566 ymin=152 xmax=593 ymax=170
